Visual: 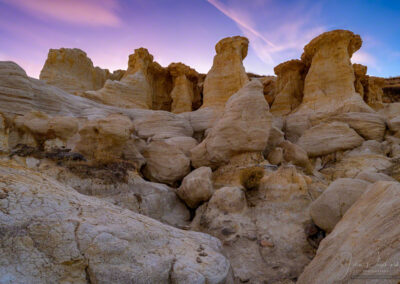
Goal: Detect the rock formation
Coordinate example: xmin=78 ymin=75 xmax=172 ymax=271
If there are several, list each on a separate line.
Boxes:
xmin=168 ymin=63 xmax=201 ymax=113
xmin=190 ymin=80 xmax=272 ymax=168
xmin=270 ymin=59 xmax=305 ymax=115
xmin=1 ymin=28 xmax=400 ymax=283
xmin=298 ymin=182 xmax=400 ymax=283
xmin=299 ymin=30 xmax=368 ymax=114
xmin=40 ymin=48 xmax=111 ymax=94
xmin=202 ymin=36 xmax=249 ymax=108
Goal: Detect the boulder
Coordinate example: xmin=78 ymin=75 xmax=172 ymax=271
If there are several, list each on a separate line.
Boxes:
xmin=74 ymin=114 xmax=138 ymax=163
xmin=270 ymin=59 xmax=305 ymax=116
xmin=309 ymin=178 xmax=370 ymax=232
xmin=142 ymin=140 xmax=191 ymax=185
xmin=315 ymin=112 xmax=386 ymax=141
xmin=191 ymin=80 xmax=272 ymax=168
xmin=40 ymin=48 xmax=110 ymax=94
xmin=297 ymin=122 xmax=364 ymax=157
xmin=202 ymin=36 xmax=249 ymax=108
xmin=280 ymin=140 xmax=313 ymax=173
xmin=133 ymin=111 xmax=193 ymax=139
xmin=298 ymin=182 xmax=400 ymax=283
xmin=192 ymin=166 xmax=314 ymax=283
xmin=0 ymin=160 xmax=231 ymax=283
xmin=177 ymin=167 xmax=214 ymax=208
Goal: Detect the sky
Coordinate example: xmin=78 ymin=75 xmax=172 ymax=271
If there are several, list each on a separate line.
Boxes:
xmin=0 ymin=0 xmax=399 ymax=78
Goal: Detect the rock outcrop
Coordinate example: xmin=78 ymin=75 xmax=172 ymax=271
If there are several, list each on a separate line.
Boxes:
xmin=297 ymin=122 xmax=364 ymax=157
xmin=202 ymin=36 xmax=249 ymax=108
xmin=0 ymin=161 xmax=231 ymax=283
xmin=40 ymin=48 xmax=111 ymax=94
xmin=298 ymin=182 xmax=400 ymax=283
xmin=168 ymin=63 xmax=201 ymax=113
xmin=299 ymin=30 xmax=368 ymax=114
xmin=309 ymin=178 xmax=370 ymax=232
xmin=270 ymin=59 xmax=305 ymax=116
xmin=191 ymin=80 xmax=272 ymax=168
xmin=177 ymin=167 xmax=214 ymax=208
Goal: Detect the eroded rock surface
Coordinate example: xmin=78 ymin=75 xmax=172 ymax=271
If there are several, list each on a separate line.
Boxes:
xmin=202 ymin=36 xmax=249 ymax=108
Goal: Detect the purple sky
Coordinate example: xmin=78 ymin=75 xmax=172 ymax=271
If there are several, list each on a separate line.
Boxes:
xmin=0 ymin=0 xmax=399 ymax=78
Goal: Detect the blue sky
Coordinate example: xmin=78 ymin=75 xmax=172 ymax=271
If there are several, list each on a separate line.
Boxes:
xmin=0 ymin=0 xmax=399 ymax=78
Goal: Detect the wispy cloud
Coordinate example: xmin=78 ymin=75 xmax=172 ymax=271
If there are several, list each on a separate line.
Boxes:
xmin=352 ymin=50 xmax=379 ymax=71
xmin=1 ymin=0 xmax=121 ymax=27
xmin=207 ymin=0 xmax=326 ymax=72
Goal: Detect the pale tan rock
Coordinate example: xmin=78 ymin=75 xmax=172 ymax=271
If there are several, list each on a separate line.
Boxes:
xmin=297 ymin=122 xmax=364 ymax=157
xmin=74 ymin=114 xmax=135 ymax=163
xmin=164 ymin=136 xmax=198 ymax=156
xmin=264 ymin=126 xmax=285 ymax=154
xmin=353 ymin=63 xmax=367 ymax=98
xmin=13 ymin=111 xmax=79 ymax=146
xmin=0 ymin=160 xmax=231 ymax=283
xmin=39 ymin=162 xmax=190 ymax=227
xmin=298 ymin=181 xmax=400 ymax=283
xmin=191 ymin=80 xmax=272 ymax=168
xmin=355 ymin=170 xmax=396 ymax=183
xmin=261 ymin=76 xmax=277 ymax=106
xmin=208 ymin=186 xmax=247 ymax=213
xmin=142 ymin=140 xmax=191 ymax=185
xmin=202 ymin=36 xmax=249 ymax=108
xmin=315 ymin=112 xmax=386 ymax=141
xmin=309 ymin=178 xmax=370 ymax=232
xmin=133 ymin=111 xmax=193 ymax=139
xmin=365 ymin=76 xmax=385 ymax=110
xmin=192 ymin=165 xmax=314 ymax=283
xmin=299 ymin=30 xmax=369 ymax=114
xmin=0 ymin=113 xmax=7 ymax=152
xmin=212 ymin=152 xmax=265 ymax=189
xmin=280 ymin=140 xmax=313 ymax=173
xmin=267 ymin=147 xmax=283 ymax=165
xmin=168 ymin=63 xmax=200 ymax=114
xmin=84 ymin=48 xmax=154 ymax=109
xmin=177 ymin=167 xmax=214 ymax=208
xmin=40 ymin=48 xmax=109 ymax=94
xmin=270 ymin=60 xmax=305 ymax=116
xmin=0 ymin=61 xmax=120 ymax=117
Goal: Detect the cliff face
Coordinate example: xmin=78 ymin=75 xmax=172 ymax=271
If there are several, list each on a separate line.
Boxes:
xmin=1 ymin=29 xmax=399 ymax=284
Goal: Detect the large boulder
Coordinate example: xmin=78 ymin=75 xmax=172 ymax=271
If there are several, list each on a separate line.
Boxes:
xmin=297 ymin=122 xmax=364 ymax=157
xmin=270 ymin=59 xmax=305 ymax=116
xmin=192 ymin=165 xmax=314 ymax=283
xmin=0 ymin=161 xmax=231 ymax=283
xmin=39 ymin=48 xmax=110 ymax=94
xmin=298 ymin=181 xmax=400 ymax=283
xmin=202 ymin=36 xmax=249 ymax=108
xmin=191 ymin=80 xmax=272 ymax=168
xmin=309 ymin=178 xmax=370 ymax=232
xmin=74 ymin=114 xmax=140 ymax=164
xmin=142 ymin=140 xmax=191 ymax=185
xmin=314 ymin=112 xmax=386 ymax=141
xmin=177 ymin=167 xmax=214 ymax=209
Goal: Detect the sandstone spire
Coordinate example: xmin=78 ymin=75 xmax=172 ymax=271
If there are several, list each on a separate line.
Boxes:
xmin=202 ymin=36 xmax=249 ymax=108
xmin=270 ymin=59 xmax=305 ymax=116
